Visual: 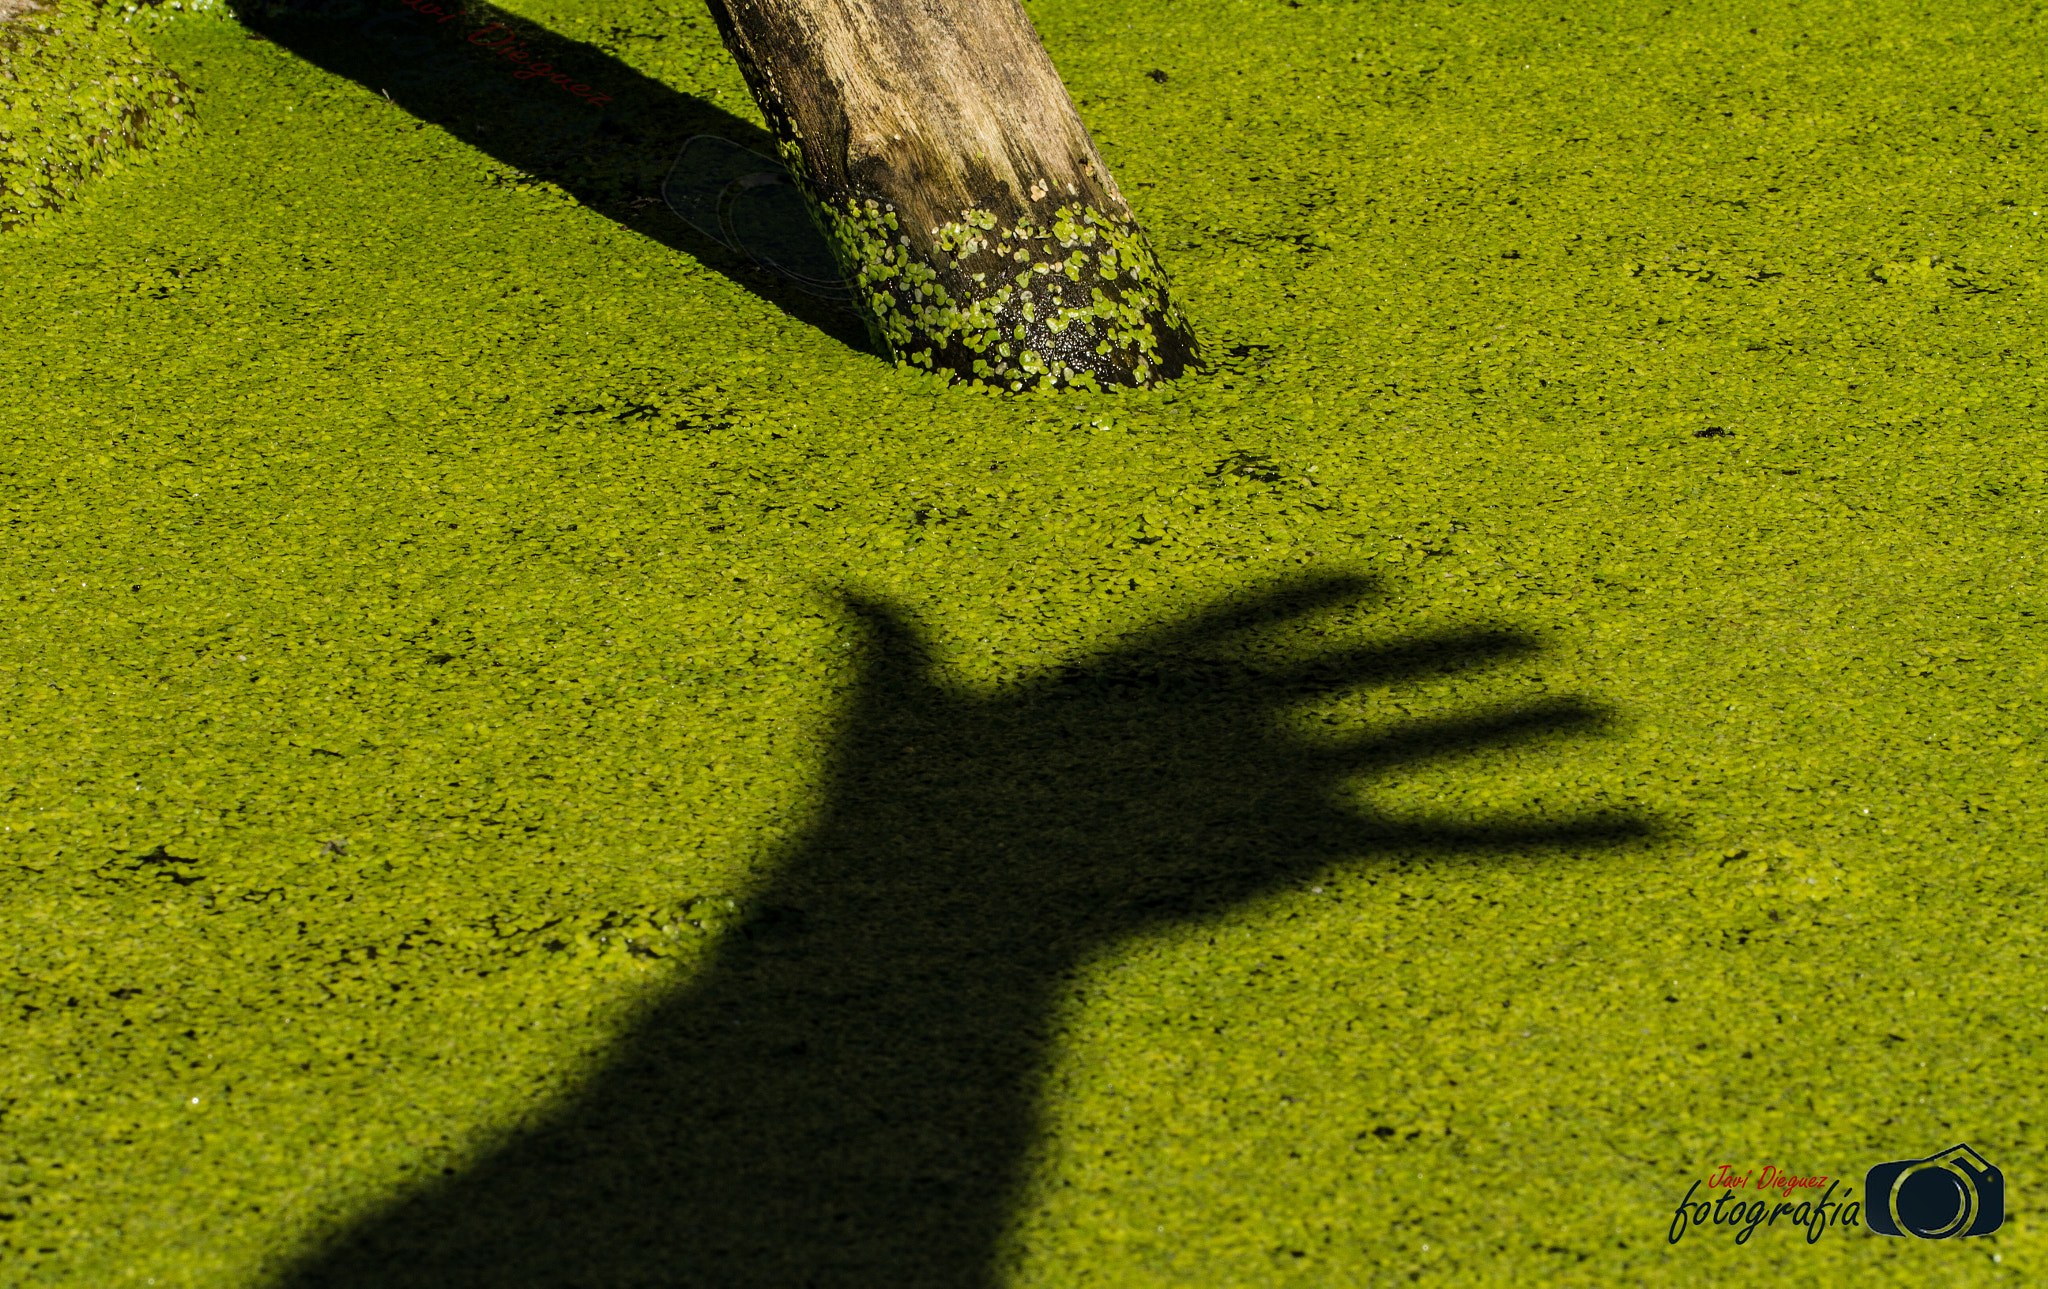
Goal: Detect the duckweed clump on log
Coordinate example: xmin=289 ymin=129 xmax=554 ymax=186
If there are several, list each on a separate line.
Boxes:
xmin=824 ymin=193 xmax=1195 ymax=392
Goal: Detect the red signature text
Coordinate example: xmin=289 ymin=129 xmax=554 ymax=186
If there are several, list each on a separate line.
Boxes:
xmin=1704 ymin=1164 xmax=1832 ymax=1197
xmin=467 ymin=23 xmax=615 ymax=106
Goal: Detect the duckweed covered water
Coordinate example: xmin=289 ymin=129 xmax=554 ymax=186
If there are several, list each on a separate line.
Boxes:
xmin=0 ymin=0 xmax=198 ymax=231
xmin=3 ymin=0 xmax=2044 ymax=1282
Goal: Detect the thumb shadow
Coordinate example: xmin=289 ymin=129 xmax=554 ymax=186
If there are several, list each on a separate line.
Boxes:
xmin=277 ymin=574 xmax=1657 ymax=1287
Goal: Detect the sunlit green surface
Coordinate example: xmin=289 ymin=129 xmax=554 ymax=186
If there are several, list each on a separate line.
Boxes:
xmin=3 ymin=0 xmax=2043 ymax=1281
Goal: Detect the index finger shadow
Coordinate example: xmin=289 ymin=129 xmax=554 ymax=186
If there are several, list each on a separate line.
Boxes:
xmin=1110 ymin=572 xmax=1383 ymax=660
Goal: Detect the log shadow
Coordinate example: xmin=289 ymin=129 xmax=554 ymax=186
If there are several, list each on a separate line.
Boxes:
xmin=229 ymin=0 xmax=875 ymax=353
xmin=277 ymin=574 xmax=1658 ymax=1287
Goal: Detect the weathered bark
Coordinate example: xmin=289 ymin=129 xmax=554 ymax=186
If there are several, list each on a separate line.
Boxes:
xmin=702 ymin=0 xmax=1199 ymax=391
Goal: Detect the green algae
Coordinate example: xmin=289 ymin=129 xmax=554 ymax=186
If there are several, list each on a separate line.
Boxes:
xmin=2 ymin=0 xmax=2046 ymax=1283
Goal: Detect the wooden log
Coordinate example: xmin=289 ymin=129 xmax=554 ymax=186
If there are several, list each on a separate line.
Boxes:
xmin=702 ymin=0 xmax=1200 ymax=392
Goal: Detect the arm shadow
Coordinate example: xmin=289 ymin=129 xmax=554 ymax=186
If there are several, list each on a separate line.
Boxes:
xmin=229 ymin=0 xmax=877 ymax=354
xmin=276 ymin=572 xmax=1661 ymax=1288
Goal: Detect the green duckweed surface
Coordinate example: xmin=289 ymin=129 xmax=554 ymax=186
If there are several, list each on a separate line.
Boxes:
xmin=3 ymin=0 xmax=2045 ymax=1281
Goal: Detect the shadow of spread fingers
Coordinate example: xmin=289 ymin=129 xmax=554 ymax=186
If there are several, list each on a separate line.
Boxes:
xmin=1355 ymin=813 xmax=1664 ymax=850
xmin=1313 ymin=697 xmax=1613 ymax=770
xmin=1117 ymin=573 xmax=1382 ymax=657
xmin=1263 ymin=628 xmax=1541 ymax=696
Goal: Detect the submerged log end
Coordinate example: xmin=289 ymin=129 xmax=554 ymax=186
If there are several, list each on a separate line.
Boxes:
xmin=824 ymin=193 xmax=1199 ymax=393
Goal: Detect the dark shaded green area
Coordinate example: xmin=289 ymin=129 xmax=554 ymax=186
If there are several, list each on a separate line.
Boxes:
xmin=2 ymin=0 xmax=2044 ymax=1282
xmin=222 ymin=0 xmax=870 ymax=347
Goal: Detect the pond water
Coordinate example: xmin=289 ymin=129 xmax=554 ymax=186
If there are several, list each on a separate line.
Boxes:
xmin=2 ymin=0 xmax=2042 ymax=1282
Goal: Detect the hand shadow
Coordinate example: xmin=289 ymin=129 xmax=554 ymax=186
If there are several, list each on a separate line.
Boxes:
xmin=229 ymin=0 xmax=875 ymax=353
xmin=278 ymin=574 xmax=1656 ymax=1288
